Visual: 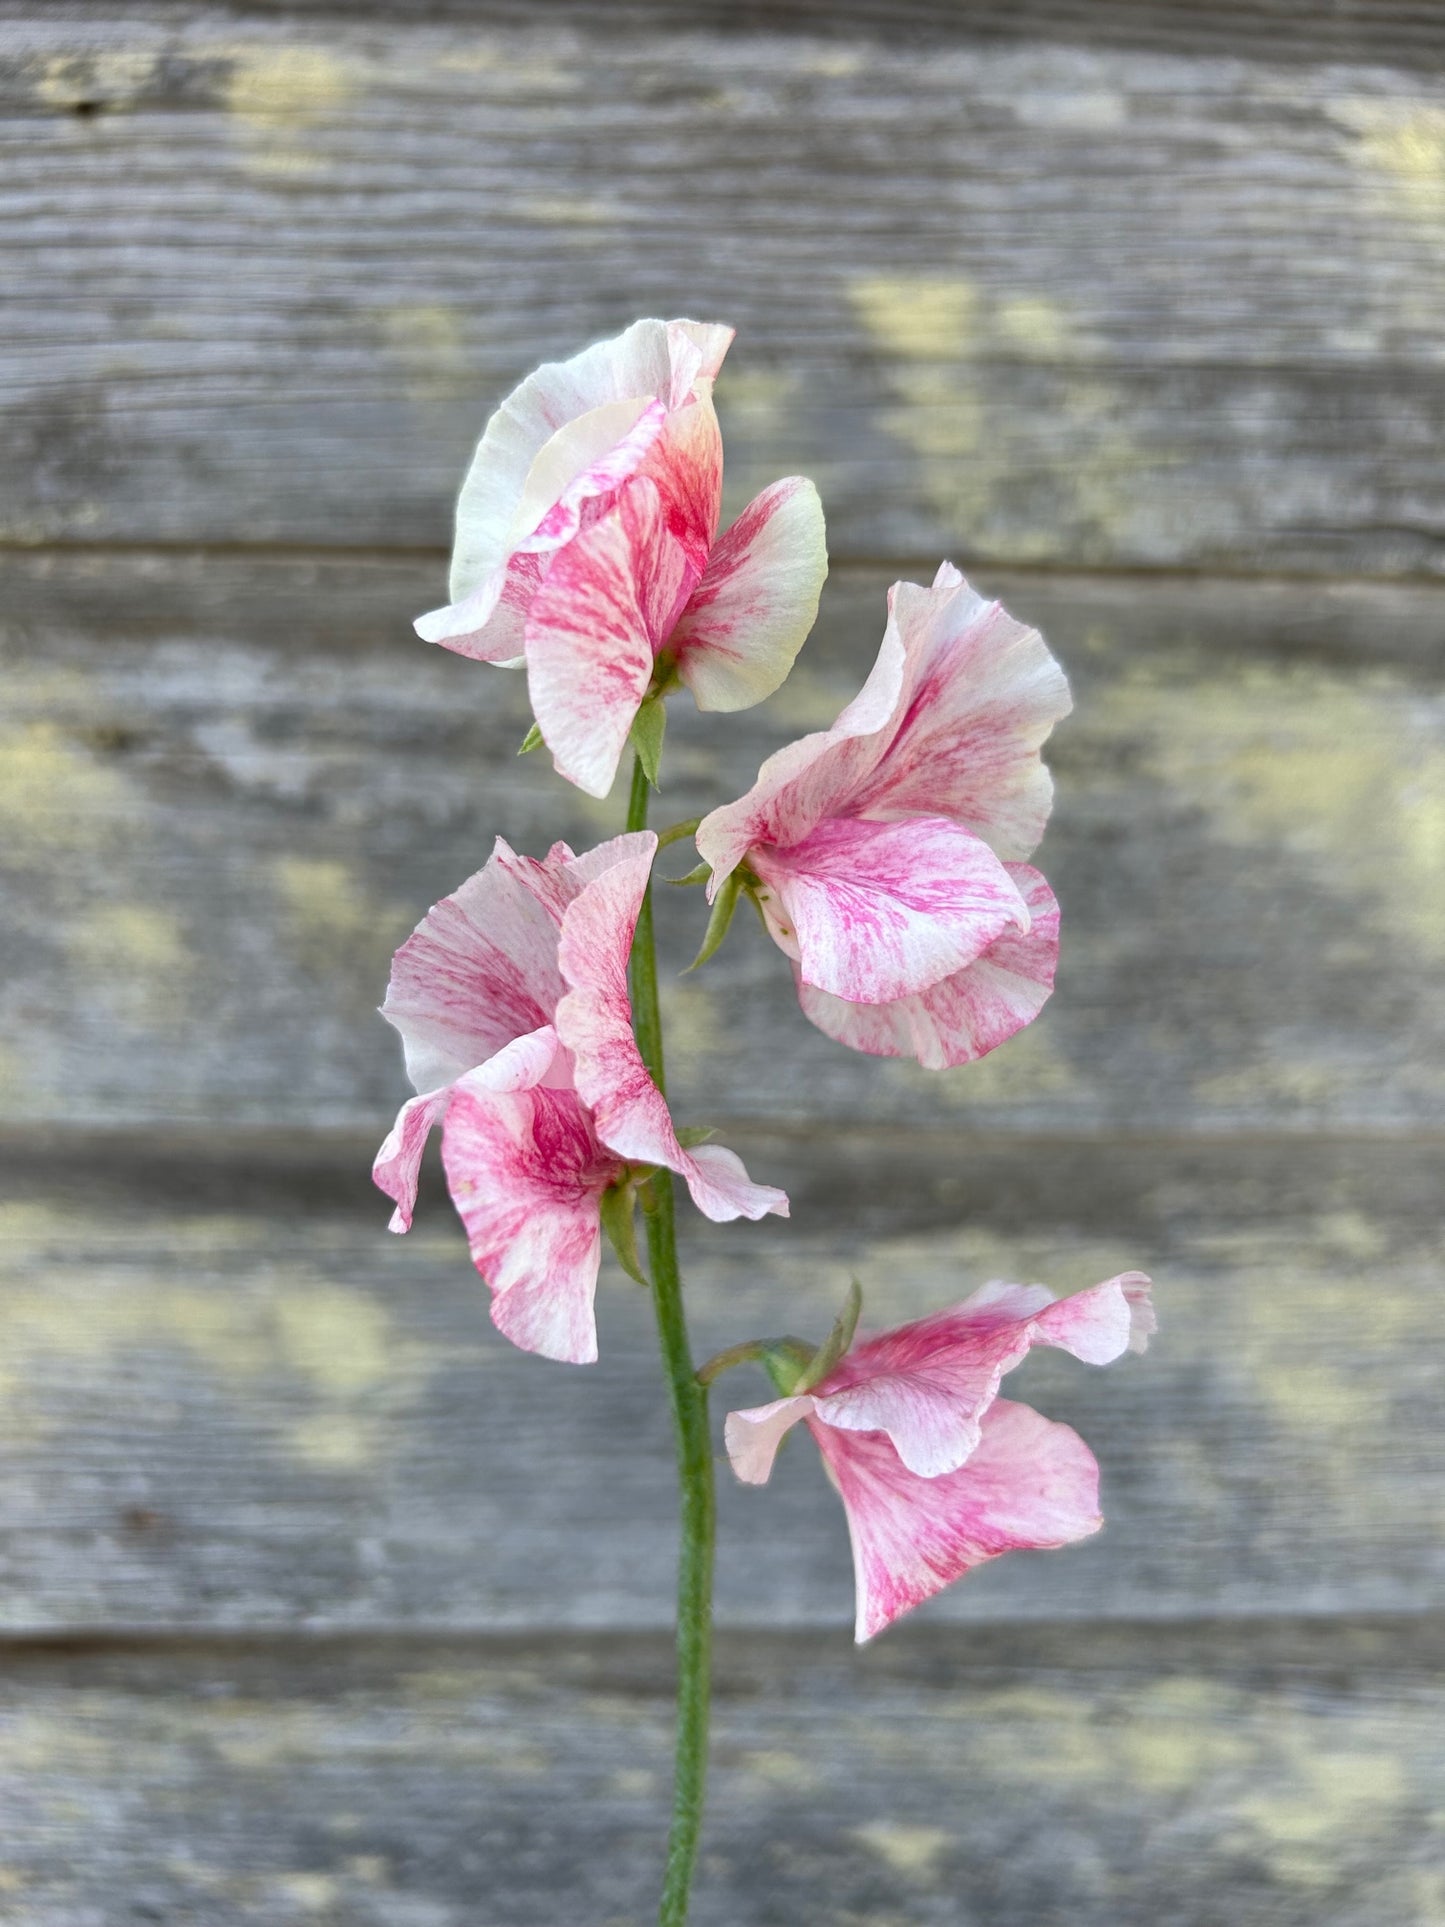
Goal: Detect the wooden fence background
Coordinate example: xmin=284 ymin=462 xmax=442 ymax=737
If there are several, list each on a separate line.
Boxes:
xmin=2 ymin=4 xmax=1443 ymax=1921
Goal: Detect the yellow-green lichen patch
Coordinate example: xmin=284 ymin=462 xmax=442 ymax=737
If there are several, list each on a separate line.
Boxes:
xmin=851 ymin=1822 xmax=951 ymax=1882
xmin=218 ymin=44 xmax=359 ymax=178
xmin=0 ymin=723 xmax=132 ymax=865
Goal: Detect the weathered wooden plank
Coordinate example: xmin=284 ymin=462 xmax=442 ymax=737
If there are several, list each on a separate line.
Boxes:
xmin=0 ymin=1135 xmax=1440 ymax=1630
xmin=2 ymin=1619 xmax=1442 ymax=1925
xmin=4 ymin=10 xmax=1445 ymax=569
xmin=21 ymin=1 xmax=1441 ymax=69
xmin=3 ymin=552 xmax=1442 ymax=1137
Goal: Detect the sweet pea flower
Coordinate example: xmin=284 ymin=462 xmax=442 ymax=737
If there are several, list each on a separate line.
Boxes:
xmin=415 ymin=318 xmax=828 ymax=799
xmin=725 ymin=1272 xmax=1154 ymax=1640
xmin=695 ymin=562 xmax=1072 ymax=1068
xmin=374 ymin=831 xmax=786 ymax=1363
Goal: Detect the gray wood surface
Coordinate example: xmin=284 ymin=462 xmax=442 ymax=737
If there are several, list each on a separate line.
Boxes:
xmin=4 ymin=553 xmax=1443 ymax=1138
xmin=2 ymin=1135 xmax=1440 ymax=1631
xmin=4 ymin=7 xmax=1445 ymax=570
xmin=3 ymin=1619 xmax=1442 ymax=1926
xmin=3 ymin=2 xmax=1443 ymax=1917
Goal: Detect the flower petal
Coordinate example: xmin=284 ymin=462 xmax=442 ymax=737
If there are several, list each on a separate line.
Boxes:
xmin=847 ymin=566 xmax=1073 ymax=861
xmin=444 ymin=320 xmax=713 ymax=605
xmin=526 ymin=477 xmax=689 ymax=798
xmin=513 ymin=396 xmax=669 ymax=556
xmin=694 ymin=620 xmax=907 ymax=889
xmin=554 ymin=839 xmax=788 ymax=1222
xmin=440 ymin=1074 xmax=619 ymax=1364
xmin=795 ymin=864 xmax=1059 ymax=1068
xmin=749 ymin=815 xmax=1030 ymax=1004
xmin=380 ymin=839 xmax=571 ymax=1093
xmin=723 ymin=1394 xmax=815 ymax=1485
xmin=814 ymin=1398 xmax=1103 ymax=1642
xmin=672 ymin=477 xmax=828 ymax=713
xmin=372 ymin=1086 xmax=449 ymax=1234
xmin=811 ymin=1270 xmax=1154 ymax=1477
xmin=639 ymin=393 xmax=724 ymax=575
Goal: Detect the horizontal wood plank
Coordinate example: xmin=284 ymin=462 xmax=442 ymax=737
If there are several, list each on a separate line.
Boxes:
xmin=2 ymin=1619 xmax=1442 ymax=1925
xmin=2 ymin=552 xmax=1442 ymax=1138
xmin=1 ymin=1135 xmax=1440 ymax=1631
xmin=3 ymin=10 xmax=1445 ymax=568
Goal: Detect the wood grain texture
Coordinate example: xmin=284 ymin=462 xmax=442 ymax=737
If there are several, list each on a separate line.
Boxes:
xmin=3 ymin=1619 xmax=1443 ymax=1925
xmin=4 ymin=7 xmax=1445 ymax=568
xmin=1 ymin=1135 xmax=1439 ymax=1631
xmin=3 ymin=552 xmax=1442 ymax=1138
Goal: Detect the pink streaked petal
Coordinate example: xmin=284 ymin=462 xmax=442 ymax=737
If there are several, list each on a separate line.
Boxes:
xmin=812 ymin=1271 xmax=1152 ymax=1478
xmin=694 ymin=621 xmax=908 ymax=890
xmin=514 ymin=396 xmax=669 ymax=555
xmin=462 ymin=1024 xmax=564 ymax=1095
xmin=414 ymin=566 xmax=509 ymax=655
xmin=444 ymin=321 xmax=704 ymax=603
xmin=665 ymin=319 xmax=735 ymax=405
xmin=526 ymin=477 xmax=688 ymax=798
xmin=680 ymin=1141 xmax=790 ymax=1224
xmin=849 ymin=569 xmax=1073 ymax=862
xmin=795 ymin=864 xmax=1059 ymax=1069
xmin=724 ymin=1395 xmax=815 ymax=1485
xmin=750 ymin=815 xmax=1030 ymax=1005
xmin=372 ymin=1087 xmax=449 ymax=1234
xmin=638 ymin=394 xmax=724 ymax=575
xmin=380 ymin=838 xmax=571 ymax=1093
xmin=553 ymin=841 xmax=788 ymax=1223
xmin=815 ymin=1399 xmax=1103 ymax=1642
xmin=672 ymin=476 xmax=828 ymax=713
xmin=416 ymin=549 xmax=547 ymax=667
xmin=440 ymin=1079 xmax=620 ymax=1365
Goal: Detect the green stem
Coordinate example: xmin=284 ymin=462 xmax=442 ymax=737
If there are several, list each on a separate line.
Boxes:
xmin=627 ymin=754 xmax=716 ymax=1926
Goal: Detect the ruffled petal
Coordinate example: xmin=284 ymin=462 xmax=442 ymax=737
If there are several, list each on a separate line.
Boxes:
xmin=513 ymin=397 xmax=669 ymax=557
xmin=372 ymin=1087 xmax=449 ymax=1234
xmin=638 ymin=393 xmax=724 ymax=576
xmin=815 ymin=1398 xmax=1103 ymax=1642
xmin=440 ymin=1074 xmax=620 ymax=1364
xmin=526 ymin=477 xmax=689 ymax=798
xmin=694 ymin=620 xmax=908 ymax=889
xmin=811 ymin=1271 xmax=1154 ymax=1477
xmin=554 ymin=839 xmax=788 ymax=1223
xmin=848 ymin=564 xmax=1073 ymax=862
xmin=749 ymin=815 xmax=1030 ymax=1005
xmin=418 ymin=318 xmax=732 ymax=655
xmin=672 ymin=477 xmax=828 ymax=712
xmin=379 ymin=839 xmax=571 ymax=1093
xmin=723 ymin=1395 xmax=815 ymax=1485
xmin=795 ymin=864 xmax=1059 ymax=1069
xmin=443 ymin=320 xmax=714 ymax=604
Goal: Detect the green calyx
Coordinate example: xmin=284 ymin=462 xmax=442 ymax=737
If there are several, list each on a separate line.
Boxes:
xmin=517 ymin=720 xmax=545 ymax=756
xmin=695 ymin=1282 xmax=865 ymax=1394
xmin=686 ymin=867 xmax=743 ymax=972
xmin=630 ymin=695 xmax=667 ymax=788
xmin=599 ymin=1176 xmax=650 ymax=1287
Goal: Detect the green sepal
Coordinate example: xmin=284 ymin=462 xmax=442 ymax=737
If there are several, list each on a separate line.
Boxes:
xmin=761 ymin=1339 xmax=816 ymax=1397
xmin=599 ymin=1181 xmax=648 ymax=1288
xmin=630 ymin=696 xmax=667 ymax=788
xmin=517 ymin=721 xmax=544 ymax=755
xmin=793 ymin=1279 xmax=864 ymax=1392
xmin=686 ymin=868 xmax=743 ymax=972
xmin=666 ymin=862 xmax=712 ymax=887
xmin=674 ymin=1124 xmax=716 ymax=1148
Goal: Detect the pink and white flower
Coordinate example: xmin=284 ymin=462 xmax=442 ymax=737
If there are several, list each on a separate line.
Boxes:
xmin=415 ymin=318 xmax=829 ymax=799
xmin=374 ymin=832 xmax=786 ymax=1363
xmin=725 ymin=1272 xmax=1154 ymax=1640
xmin=695 ymin=563 xmax=1072 ymax=1068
